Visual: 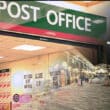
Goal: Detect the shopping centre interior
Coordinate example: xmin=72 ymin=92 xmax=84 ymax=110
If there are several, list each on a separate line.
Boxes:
xmin=0 ymin=31 xmax=101 ymax=110
xmin=0 ymin=1 xmax=110 ymax=110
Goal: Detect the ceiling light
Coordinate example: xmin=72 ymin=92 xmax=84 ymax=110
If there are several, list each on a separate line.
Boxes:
xmin=69 ymin=1 xmax=102 ymax=7
xmin=0 ymin=56 xmax=4 ymax=58
xmin=13 ymin=44 xmax=45 ymax=51
xmin=82 ymin=1 xmax=92 ymax=3
xmin=107 ymin=41 xmax=110 ymax=45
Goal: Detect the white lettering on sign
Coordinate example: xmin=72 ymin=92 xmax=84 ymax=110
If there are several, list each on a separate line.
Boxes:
xmin=21 ymin=5 xmax=30 ymax=20
xmin=0 ymin=1 xmax=40 ymax=22
xmin=76 ymin=16 xmax=84 ymax=31
xmin=30 ymin=6 xmax=40 ymax=22
xmin=66 ymin=14 xmax=72 ymax=28
xmin=0 ymin=2 xmax=92 ymax=32
xmin=46 ymin=10 xmax=92 ymax=32
xmin=46 ymin=10 xmax=58 ymax=25
xmin=59 ymin=12 xmax=65 ymax=27
xmin=8 ymin=2 xmax=21 ymax=18
xmin=0 ymin=1 xmax=7 ymax=10
xmin=85 ymin=17 xmax=91 ymax=32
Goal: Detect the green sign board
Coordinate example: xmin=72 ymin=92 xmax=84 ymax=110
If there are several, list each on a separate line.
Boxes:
xmin=0 ymin=1 xmax=106 ymax=43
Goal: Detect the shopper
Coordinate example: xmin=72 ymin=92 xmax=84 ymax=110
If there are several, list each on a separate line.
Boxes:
xmin=78 ymin=74 xmax=84 ymax=86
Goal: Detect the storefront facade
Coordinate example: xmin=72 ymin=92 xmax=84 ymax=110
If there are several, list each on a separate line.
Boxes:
xmin=0 ymin=1 xmax=106 ymax=110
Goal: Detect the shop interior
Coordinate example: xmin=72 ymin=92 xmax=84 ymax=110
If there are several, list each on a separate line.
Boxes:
xmin=0 ymin=34 xmax=99 ymax=110
xmin=0 ymin=1 xmax=110 ymax=110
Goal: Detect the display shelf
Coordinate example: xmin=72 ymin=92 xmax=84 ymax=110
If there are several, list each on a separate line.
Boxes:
xmin=0 ymin=69 xmax=11 ymax=110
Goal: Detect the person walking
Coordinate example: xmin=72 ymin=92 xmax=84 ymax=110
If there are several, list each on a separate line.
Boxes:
xmin=79 ymin=72 xmax=84 ymax=86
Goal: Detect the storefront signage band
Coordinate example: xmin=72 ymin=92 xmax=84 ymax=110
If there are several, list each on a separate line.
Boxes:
xmin=0 ymin=1 xmax=91 ymax=32
xmin=0 ymin=1 xmax=106 ymax=44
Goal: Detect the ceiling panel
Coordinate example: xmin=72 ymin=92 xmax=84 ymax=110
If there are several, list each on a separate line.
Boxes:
xmin=0 ymin=35 xmax=74 ymax=64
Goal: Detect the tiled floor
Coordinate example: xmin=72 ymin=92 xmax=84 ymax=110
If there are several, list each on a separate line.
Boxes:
xmin=38 ymin=83 xmax=110 ymax=110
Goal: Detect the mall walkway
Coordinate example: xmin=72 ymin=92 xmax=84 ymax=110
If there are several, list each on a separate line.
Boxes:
xmin=38 ymin=83 xmax=110 ymax=110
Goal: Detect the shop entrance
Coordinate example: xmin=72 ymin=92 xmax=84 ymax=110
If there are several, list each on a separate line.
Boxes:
xmin=0 ymin=31 xmax=102 ymax=110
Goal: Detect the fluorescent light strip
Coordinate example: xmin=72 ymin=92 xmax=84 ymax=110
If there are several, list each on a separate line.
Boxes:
xmin=13 ymin=44 xmax=45 ymax=51
xmin=0 ymin=56 xmax=4 ymax=58
xmin=107 ymin=41 xmax=110 ymax=45
xmin=82 ymin=1 xmax=92 ymax=3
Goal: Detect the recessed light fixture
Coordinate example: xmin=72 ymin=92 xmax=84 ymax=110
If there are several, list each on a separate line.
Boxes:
xmin=13 ymin=44 xmax=45 ymax=51
xmin=83 ymin=1 xmax=92 ymax=3
xmin=0 ymin=56 xmax=4 ymax=58
xmin=107 ymin=41 xmax=110 ymax=45
xmin=70 ymin=1 xmax=102 ymax=7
